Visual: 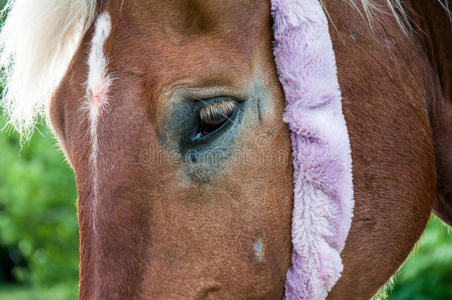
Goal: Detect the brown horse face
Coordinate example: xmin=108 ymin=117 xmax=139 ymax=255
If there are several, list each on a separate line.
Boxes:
xmin=50 ymin=0 xmax=293 ymax=298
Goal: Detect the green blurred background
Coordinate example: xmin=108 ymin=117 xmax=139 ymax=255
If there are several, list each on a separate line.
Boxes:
xmin=0 ymin=1 xmax=451 ymax=298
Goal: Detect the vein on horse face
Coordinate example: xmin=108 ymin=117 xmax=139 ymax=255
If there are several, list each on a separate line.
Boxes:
xmin=85 ymin=11 xmax=113 ymax=234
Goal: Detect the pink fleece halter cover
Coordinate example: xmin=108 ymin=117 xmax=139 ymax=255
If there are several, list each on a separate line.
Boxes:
xmin=270 ymin=1 xmax=354 ymax=299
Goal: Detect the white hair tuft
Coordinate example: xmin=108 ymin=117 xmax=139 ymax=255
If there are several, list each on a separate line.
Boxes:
xmin=0 ymin=0 xmax=98 ymax=140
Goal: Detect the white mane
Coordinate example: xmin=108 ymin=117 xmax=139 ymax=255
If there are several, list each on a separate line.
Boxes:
xmin=0 ymin=0 xmax=449 ymax=139
xmin=0 ymin=0 xmax=97 ymax=139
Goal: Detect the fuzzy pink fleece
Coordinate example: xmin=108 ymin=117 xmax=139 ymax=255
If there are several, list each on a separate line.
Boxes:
xmin=270 ymin=0 xmax=354 ymax=299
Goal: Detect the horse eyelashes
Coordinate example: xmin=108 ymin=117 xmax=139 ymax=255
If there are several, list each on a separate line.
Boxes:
xmin=195 ymin=99 xmax=238 ymax=139
xmin=199 ymin=100 xmax=237 ymax=123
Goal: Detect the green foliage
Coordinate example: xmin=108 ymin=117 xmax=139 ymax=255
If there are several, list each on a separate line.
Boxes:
xmin=386 ymin=217 xmax=452 ymax=299
xmin=0 ymin=115 xmax=79 ymax=288
xmin=0 ymin=284 xmax=77 ymax=300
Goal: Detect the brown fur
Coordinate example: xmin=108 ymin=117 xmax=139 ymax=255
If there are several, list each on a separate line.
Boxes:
xmin=48 ymin=0 xmax=450 ymax=299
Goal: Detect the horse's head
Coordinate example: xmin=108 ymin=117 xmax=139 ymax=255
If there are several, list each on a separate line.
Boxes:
xmin=3 ymin=0 xmax=451 ymax=298
xmin=51 ymin=1 xmax=293 ymax=298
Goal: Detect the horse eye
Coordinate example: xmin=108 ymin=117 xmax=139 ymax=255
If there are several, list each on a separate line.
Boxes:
xmin=192 ymin=99 xmax=237 ymax=141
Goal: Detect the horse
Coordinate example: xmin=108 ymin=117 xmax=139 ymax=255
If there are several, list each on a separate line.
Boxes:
xmin=0 ymin=0 xmax=451 ymax=299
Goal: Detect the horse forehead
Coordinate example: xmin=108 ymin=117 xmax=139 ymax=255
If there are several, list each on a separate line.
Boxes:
xmin=118 ymin=0 xmax=270 ymax=40
xmin=101 ymin=0 xmax=273 ymax=96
